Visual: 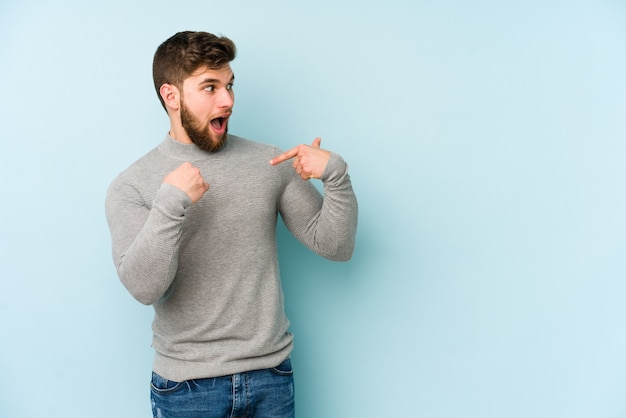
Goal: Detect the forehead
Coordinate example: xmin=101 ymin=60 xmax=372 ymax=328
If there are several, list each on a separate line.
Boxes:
xmin=186 ymin=64 xmax=234 ymax=84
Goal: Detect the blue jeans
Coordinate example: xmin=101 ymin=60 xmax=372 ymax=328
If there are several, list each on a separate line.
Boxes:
xmin=150 ymin=358 xmax=295 ymax=418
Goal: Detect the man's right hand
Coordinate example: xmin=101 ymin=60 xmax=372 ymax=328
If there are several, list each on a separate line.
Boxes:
xmin=163 ymin=162 xmax=210 ymax=203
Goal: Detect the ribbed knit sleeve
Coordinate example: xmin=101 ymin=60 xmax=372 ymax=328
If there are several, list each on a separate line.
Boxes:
xmin=105 ymin=180 xmax=192 ymax=305
xmin=278 ymin=152 xmax=358 ymax=261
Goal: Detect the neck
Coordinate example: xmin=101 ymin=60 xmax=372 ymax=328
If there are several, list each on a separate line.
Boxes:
xmin=169 ymin=122 xmax=193 ymax=145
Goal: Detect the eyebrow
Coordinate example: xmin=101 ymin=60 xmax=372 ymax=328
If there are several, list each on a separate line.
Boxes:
xmin=199 ymin=74 xmax=235 ymax=85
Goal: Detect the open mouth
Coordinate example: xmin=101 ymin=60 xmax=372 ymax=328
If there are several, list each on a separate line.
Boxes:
xmin=210 ymin=116 xmax=228 ymax=132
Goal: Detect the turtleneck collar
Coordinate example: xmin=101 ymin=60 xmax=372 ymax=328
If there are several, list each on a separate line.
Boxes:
xmin=157 ymin=134 xmax=232 ymax=161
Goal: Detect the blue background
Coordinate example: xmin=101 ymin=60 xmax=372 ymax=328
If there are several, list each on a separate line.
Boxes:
xmin=1 ymin=0 xmax=626 ymax=417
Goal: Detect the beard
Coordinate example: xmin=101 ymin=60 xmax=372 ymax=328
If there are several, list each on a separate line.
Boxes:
xmin=180 ymin=102 xmax=228 ymax=153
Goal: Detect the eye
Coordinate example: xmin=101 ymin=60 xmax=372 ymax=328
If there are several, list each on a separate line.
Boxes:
xmin=204 ymin=85 xmax=215 ymax=92
xmin=226 ymin=83 xmax=234 ymax=91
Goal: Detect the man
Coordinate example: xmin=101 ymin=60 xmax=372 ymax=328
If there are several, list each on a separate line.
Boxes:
xmin=105 ymin=31 xmax=358 ymax=418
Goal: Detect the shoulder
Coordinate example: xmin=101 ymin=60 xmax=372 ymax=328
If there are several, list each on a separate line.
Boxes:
xmin=110 ymin=148 xmax=159 ymax=184
xmin=225 ymin=134 xmax=297 ymax=185
xmin=227 ymin=134 xmax=281 ymax=156
xmin=106 ymin=146 xmax=174 ymax=203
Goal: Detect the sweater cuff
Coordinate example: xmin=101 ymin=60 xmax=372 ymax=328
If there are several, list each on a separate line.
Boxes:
xmin=154 ymin=183 xmax=193 ymax=217
xmin=321 ymin=152 xmax=349 ymax=184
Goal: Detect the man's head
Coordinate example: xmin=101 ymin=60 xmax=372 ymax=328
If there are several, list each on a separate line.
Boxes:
xmin=153 ymin=31 xmax=237 ymax=152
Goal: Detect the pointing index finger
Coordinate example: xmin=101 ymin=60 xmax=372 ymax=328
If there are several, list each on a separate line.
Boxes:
xmin=269 ymin=147 xmax=299 ymax=166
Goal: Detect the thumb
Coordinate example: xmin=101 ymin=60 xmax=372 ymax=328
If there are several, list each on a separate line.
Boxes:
xmin=312 ymin=137 xmax=322 ymax=148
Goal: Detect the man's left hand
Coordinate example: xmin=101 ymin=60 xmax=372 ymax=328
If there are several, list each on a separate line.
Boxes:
xmin=269 ymin=137 xmax=331 ymax=180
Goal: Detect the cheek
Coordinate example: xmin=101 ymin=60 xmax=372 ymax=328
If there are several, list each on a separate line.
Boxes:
xmin=184 ymin=93 xmax=211 ymax=111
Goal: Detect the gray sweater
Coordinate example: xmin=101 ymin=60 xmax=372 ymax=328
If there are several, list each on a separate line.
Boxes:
xmin=105 ymin=134 xmax=358 ymax=381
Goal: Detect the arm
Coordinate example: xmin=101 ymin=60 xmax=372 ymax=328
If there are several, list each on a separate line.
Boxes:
xmin=105 ymin=162 xmax=209 ymax=305
xmin=271 ymin=138 xmax=358 ymax=261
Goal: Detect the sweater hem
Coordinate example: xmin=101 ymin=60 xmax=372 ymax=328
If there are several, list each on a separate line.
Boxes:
xmin=151 ymin=342 xmax=294 ymax=382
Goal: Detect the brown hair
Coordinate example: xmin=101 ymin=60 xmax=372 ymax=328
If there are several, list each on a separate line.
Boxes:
xmin=152 ymin=31 xmax=237 ymax=110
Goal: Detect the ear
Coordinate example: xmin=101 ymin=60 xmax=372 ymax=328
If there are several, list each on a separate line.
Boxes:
xmin=159 ymin=83 xmax=180 ymax=111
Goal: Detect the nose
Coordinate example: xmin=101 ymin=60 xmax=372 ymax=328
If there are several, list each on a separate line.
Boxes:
xmin=217 ymin=87 xmax=234 ymax=108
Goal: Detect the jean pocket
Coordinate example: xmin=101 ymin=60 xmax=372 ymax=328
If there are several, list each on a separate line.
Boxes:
xmin=270 ymin=357 xmax=293 ymax=376
xmin=150 ymin=372 xmax=185 ymax=394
